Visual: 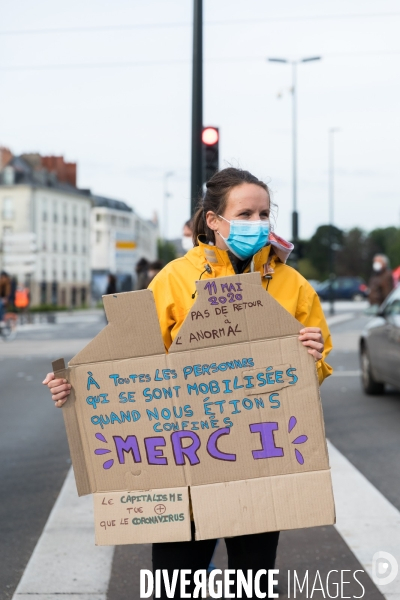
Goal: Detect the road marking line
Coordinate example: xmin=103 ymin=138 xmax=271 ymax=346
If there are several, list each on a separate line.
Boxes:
xmin=326 ymin=312 xmax=356 ymax=327
xmin=328 ymin=441 xmax=400 ymax=599
xmin=11 ymin=467 xmax=114 ymax=600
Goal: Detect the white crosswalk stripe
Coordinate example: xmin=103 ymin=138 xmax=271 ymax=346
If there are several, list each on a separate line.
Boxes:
xmin=11 ymin=468 xmax=114 ymax=600
xmin=329 ymin=441 xmax=400 ymax=599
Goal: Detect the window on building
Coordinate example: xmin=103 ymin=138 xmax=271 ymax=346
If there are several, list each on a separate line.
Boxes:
xmin=63 ymin=261 xmax=67 ymax=281
xmin=53 ymin=241 xmax=58 ymax=252
xmin=40 ymin=282 xmax=47 ymax=305
xmin=81 ymin=288 xmax=87 ymax=305
xmin=72 ymin=262 xmax=77 ymax=281
xmin=63 ymin=204 xmax=68 ymax=225
xmin=71 ymin=287 xmax=77 ymax=307
xmin=72 ymin=232 xmax=77 ymax=253
xmin=2 ymin=197 xmax=14 ymax=220
xmin=96 ymin=213 xmax=101 ymax=222
xmin=53 ymin=202 xmax=58 ymax=223
xmin=96 ymin=231 xmax=102 ymax=243
xmin=3 ymin=226 xmax=13 ymax=236
xmin=82 ymin=207 xmax=87 ymax=227
xmin=73 ymin=205 xmax=78 ymax=226
xmin=42 ymin=229 xmax=47 ymax=251
xmin=111 ymin=215 xmax=116 ymax=225
xmin=51 ymin=282 xmax=58 ymax=306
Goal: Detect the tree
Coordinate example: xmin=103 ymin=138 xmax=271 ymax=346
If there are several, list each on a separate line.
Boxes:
xmin=305 ymin=225 xmax=344 ymax=281
xmin=297 ymin=258 xmax=320 ymax=280
xmin=157 ymin=239 xmax=177 ymax=266
xmin=335 ymin=228 xmax=368 ymax=278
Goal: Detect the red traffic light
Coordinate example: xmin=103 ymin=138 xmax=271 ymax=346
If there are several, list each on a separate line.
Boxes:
xmin=202 ymin=127 xmax=219 ymax=146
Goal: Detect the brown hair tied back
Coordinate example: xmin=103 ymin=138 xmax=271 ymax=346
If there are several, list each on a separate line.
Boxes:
xmin=191 ymin=167 xmax=271 ymax=245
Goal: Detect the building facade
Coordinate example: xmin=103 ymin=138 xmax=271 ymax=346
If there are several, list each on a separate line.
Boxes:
xmin=0 ymin=151 xmax=159 ymax=307
xmin=0 ymin=155 xmax=91 ymax=307
xmin=91 ymin=196 xmax=158 ymax=298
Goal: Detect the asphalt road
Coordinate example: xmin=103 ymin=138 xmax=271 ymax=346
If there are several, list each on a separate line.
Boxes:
xmin=1 ymin=306 xmax=398 ymax=599
xmin=0 ymin=315 xmax=104 ymax=600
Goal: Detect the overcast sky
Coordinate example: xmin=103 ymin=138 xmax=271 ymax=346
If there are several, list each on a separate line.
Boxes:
xmin=1 ymin=0 xmax=400 ymax=241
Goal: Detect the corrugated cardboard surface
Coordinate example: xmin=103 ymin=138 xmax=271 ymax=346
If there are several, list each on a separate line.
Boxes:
xmin=53 ymin=273 xmax=335 ymax=544
xmin=62 ymin=337 xmax=328 ymax=495
xmin=191 ymin=470 xmax=335 ymax=540
xmin=93 ymin=487 xmax=191 ymax=545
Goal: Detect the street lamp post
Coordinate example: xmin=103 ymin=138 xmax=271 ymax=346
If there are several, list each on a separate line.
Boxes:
xmin=191 ymin=0 xmax=203 ymax=216
xmin=163 ymin=171 xmax=174 ymax=241
xmin=328 ymin=128 xmax=340 ymax=316
xmin=267 ymin=56 xmax=321 ymax=266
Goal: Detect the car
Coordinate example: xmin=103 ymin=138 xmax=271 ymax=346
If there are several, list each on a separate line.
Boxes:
xmin=316 ymin=276 xmax=368 ymax=301
xmin=359 ymin=286 xmax=400 ymax=394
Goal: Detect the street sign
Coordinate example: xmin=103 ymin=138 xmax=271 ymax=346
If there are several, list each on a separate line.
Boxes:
xmin=1 ymin=232 xmax=37 ymax=276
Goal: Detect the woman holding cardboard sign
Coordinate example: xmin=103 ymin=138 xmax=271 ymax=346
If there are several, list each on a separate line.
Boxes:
xmin=44 ymin=167 xmax=332 ymax=599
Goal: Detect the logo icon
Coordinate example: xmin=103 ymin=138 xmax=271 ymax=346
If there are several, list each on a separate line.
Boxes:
xmin=372 ymin=551 xmax=398 ymax=586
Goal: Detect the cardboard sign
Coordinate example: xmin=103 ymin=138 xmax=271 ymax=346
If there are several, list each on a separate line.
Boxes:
xmin=94 ymin=487 xmax=191 ymax=545
xmin=53 ymin=272 xmax=335 ymax=545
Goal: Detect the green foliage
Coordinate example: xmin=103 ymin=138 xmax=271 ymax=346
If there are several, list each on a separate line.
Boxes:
xmin=300 ymin=225 xmax=400 ymax=281
xmin=297 ymin=258 xmax=320 ymax=281
xmin=157 ymin=239 xmax=177 ymax=266
xmin=303 ymin=225 xmax=344 ymax=280
xmin=29 ymin=304 xmax=68 ymax=312
xmin=336 ymin=228 xmax=368 ymax=278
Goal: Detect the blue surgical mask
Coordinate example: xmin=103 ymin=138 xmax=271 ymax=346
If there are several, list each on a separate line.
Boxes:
xmin=217 ymin=216 xmax=270 ymax=260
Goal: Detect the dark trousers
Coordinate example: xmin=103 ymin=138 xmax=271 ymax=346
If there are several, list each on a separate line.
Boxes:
xmin=152 ymin=524 xmax=280 ymax=599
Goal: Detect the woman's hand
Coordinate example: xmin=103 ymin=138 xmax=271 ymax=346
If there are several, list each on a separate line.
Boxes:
xmin=42 ymin=372 xmax=72 ymax=408
xmin=298 ymin=327 xmax=324 ymax=361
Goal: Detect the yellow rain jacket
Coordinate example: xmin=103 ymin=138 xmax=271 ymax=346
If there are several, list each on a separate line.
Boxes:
xmin=149 ymin=239 xmax=332 ymax=385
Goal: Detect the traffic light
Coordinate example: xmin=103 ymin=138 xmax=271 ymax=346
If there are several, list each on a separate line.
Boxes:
xmin=202 ymin=126 xmax=219 ymax=183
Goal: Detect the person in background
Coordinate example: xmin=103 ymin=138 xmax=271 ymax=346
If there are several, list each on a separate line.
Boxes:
xmin=392 ymin=265 xmax=400 ymax=288
xmin=147 ymin=260 xmax=163 ymax=286
xmin=182 ymin=219 xmax=194 ymax=252
xmin=368 ymin=254 xmax=393 ymax=306
xmin=9 ymin=276 xmax=17 ymax=309
xmin=0 ymin=271 xmax=11 ymax=323
xmin=135 ymin=258 xmax=150 ymax=290
xmin=14 ymin=285 xmax=30 ymax=311
xmin=105 ymin=274 xmax=117 ymax=295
